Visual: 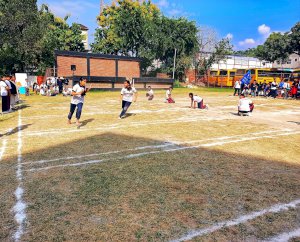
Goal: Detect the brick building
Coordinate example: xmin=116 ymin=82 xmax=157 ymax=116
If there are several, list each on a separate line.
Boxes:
xmin=55 ymin=50 xmax=142 ymax=89
xmin=55 ymin=50 xmax=174 ymax=89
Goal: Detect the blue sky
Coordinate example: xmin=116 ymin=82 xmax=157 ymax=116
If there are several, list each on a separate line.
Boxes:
xmin=37 ymin=0 xmax=300 ymax=50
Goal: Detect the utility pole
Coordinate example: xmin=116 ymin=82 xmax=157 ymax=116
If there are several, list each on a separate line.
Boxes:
xmin=172 ymin=48 xmax=177 ymax=80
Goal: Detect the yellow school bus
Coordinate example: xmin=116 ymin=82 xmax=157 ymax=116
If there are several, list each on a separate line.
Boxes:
xmin=247 ymin=68 xmax=293 ymax=83
xmin=292 ymin=69 xmax=300 ymax=82
xmin=208 ymin=69 xmax=246 ymax=87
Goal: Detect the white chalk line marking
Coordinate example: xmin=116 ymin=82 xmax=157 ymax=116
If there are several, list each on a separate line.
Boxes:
xmin=12 ymin=110 xmax=27 ymax=241
xmin=20 ymin=143 xmax=173 ymax=165
xmin=22 ymin=116 xmax=228 ymax=137
xmin=261 ymin=228 xmax=300 ymax=242
xmin=0 ymin=138 xmax=7 ymax=161
xmin=25 ymin=130 xmax=300 ymax=172
xmin=21 ymin=129 xmax=292 ymax=166
xmin=170 ymin=199 xmax=300 ymax=242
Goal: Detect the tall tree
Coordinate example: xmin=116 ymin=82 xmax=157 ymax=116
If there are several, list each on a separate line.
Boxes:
xmin=0 ymin=0 xmax=42 ymax=73
xmin=256 ymin=32 xmax=289 ymax=62
xmin=288 ymin=22 xmax=300 ymax=55
xmin=37 ymin=5 xmax=85 ymax=72
xmin=92 ymin=0 xmax=198 ymax=78
xmin=196 ymin=38 xmax=232 ymax=82
xmin=92 ymin=0 xmax=161 ymax=71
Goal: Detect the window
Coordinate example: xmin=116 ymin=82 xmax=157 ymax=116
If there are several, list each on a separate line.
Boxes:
xmin=295 ymin=59 xmax=298 ymax=62
xmin=210 ymin=71 xmax=217 ymax=76
xmin=287 ymin=59 xmax=292 ymax=64
xmin=219 ymin=70 xmax=228 ymax=76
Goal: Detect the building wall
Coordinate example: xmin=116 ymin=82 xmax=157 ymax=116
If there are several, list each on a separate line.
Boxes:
xmin=90 ymin=59 xmax=116 ymax=76
xmin=56 ymin=55 xmax=140 ymax=79
xmin=210 ymin=55 xmax=273 ymax=70
xmin=118 ymin=60 xmax=140 ymax=79
xmin=272 ymin=53 xmax=300 ymax=69
xmin=57 ymin=56 xmax=87 ymax=77
xmin=81 ymin=30 xmax=89 ymax=51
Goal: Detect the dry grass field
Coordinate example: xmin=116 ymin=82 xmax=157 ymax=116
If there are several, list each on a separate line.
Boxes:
xmin=0 ymin=87 xmax=299 ymax=242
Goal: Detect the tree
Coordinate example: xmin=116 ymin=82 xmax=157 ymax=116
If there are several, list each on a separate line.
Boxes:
xmin=92 ymin=0 xmax=161 ymax=72
xmin=37 ymin=5 xmax=85 ymax=73
xmin=255 ymin=32 xmax=289 ymax=62
xmin=233 ymin=48 xmax=257 ymax=57
xmin=92 ymin=0 xmax=199 ymax=79
xmin=196 ymin=38 xmax=232 ymax=83
xmin=288 ymin=22 xmax=300 ymax=55
xmin=0 ymin=1 xmax=84 ymax=74
xmin=0 ymin=0 xmax=43 ymax=73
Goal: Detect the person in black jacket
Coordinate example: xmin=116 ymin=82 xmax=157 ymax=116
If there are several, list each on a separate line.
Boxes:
xmin=9 ymin=75 xmax=18 ymax=110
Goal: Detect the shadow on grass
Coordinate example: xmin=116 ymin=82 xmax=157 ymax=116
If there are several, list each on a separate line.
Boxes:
xmin=0 ymin=124 xmax=32 ymax=137
xmin=1 ymin=132 xmax=300 ymax=241
xmin=78 ymin=118 xmax=95 ymax=128
xmin=287 ymin=121 xmax=300 ymax=125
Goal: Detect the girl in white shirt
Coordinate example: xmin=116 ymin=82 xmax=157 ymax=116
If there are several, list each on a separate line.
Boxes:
xmin=146 ymin=86 xmax=154 ymax=100
xmin=238 ymin=94 xmax=254 ymax=115
xmin=120 ymin=80 xmax=137 ymax=119
xmin=189 ymin=93 xmax=207 ymax=109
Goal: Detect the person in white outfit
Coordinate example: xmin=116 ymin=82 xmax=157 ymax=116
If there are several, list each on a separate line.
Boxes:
xmin=238 ymin=94 xmax=254 ymax=116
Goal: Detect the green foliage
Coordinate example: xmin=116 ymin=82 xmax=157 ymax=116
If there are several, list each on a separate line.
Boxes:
xmin=0 ymin=1 xmax=84 ymax=74
xmin=254 ymin=22 xmax=300 ymax=62
xmin=233 ymin=48 xmax=257 ymax=57
xmin=0 ymin=0 xmax=42 ymax=73
xmin=256 ymin=32 xmax=289 ymax=62
xmin=157 ymin=16 xmax=199 ymax=80
xmin=38 ymin=6 xmax=84 ymax=72
xmin=288 ymin=22 xmax=300 ymax=55
xmin=92 ymin=0 xmax=199 ymax=79
xmin=92 ymin=0 xmax=161 ymax=71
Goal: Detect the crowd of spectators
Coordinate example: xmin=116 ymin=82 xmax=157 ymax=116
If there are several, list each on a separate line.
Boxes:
xmin=234 ymin=79 xmax=300 ymax=99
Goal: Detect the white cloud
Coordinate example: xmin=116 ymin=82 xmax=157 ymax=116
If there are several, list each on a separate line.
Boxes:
xmin=225 ymin=33 xmax=233 ymax=40
xmin=238 ymin=38 xmax=256 ymax=47
xmin=157 ymin=0 xmax=169 ymax=8
xmin=168 ymin=8 xmax=182 ymax=16
xmin=48 ymin=0 xmax=98 ymax=18
xmin=258 ymin=24 xmax=271 ymax=38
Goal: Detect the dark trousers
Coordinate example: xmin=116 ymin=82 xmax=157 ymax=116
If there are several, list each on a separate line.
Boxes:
xmin=2 ymin=96 xmax=10 ymax=112
xmin=68 ymin=103 xmax=83 ymax=120
xmin=233 ymin=88 xmax=240 ymax=96
xmin=197 ymin=100 xmax=206 ymax=109
xmin=120 ymin=101 xmax=131 ymax=117
xmin=268 ymin=89 xmax=277 ymax=98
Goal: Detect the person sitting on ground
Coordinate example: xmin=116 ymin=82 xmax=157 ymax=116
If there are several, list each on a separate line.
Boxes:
xmin=268 ymin=79 xmax=278 ymax=98
xmin=189 ymin=93 xmax=207 ymax=109
xmin=291 ymin=81 xmax=298 ymax=99
xmin=242 ymin=83 xmax=250 ymax=96
xmin=39 ymin=87 xmax=46 ymax=96
xmin=165 ymin=86 xmax=175 ymax=103
xmin=238 ymin=94 xmax=254 ymax=116
xmin=146 ymin=86 xmax=154 ymax=100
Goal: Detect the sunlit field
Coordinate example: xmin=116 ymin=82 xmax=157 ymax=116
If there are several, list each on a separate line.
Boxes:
xmin=0 ymin=88 xmax=299 ymax=241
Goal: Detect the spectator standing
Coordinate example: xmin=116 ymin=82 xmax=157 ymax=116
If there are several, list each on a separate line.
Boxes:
xmin=233 ymin=80 xmax=241 ymax=96
xmin=250 ymin=80 xmax=258 ymax=97
xmin=283 ymin=80 xmax=290 ymax=99
xmin=0 ymin=75 xmax=11 ymax=113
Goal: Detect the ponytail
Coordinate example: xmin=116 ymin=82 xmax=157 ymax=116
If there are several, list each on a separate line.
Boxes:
xmin=126 ymin=80 xmax=132 ymax=91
